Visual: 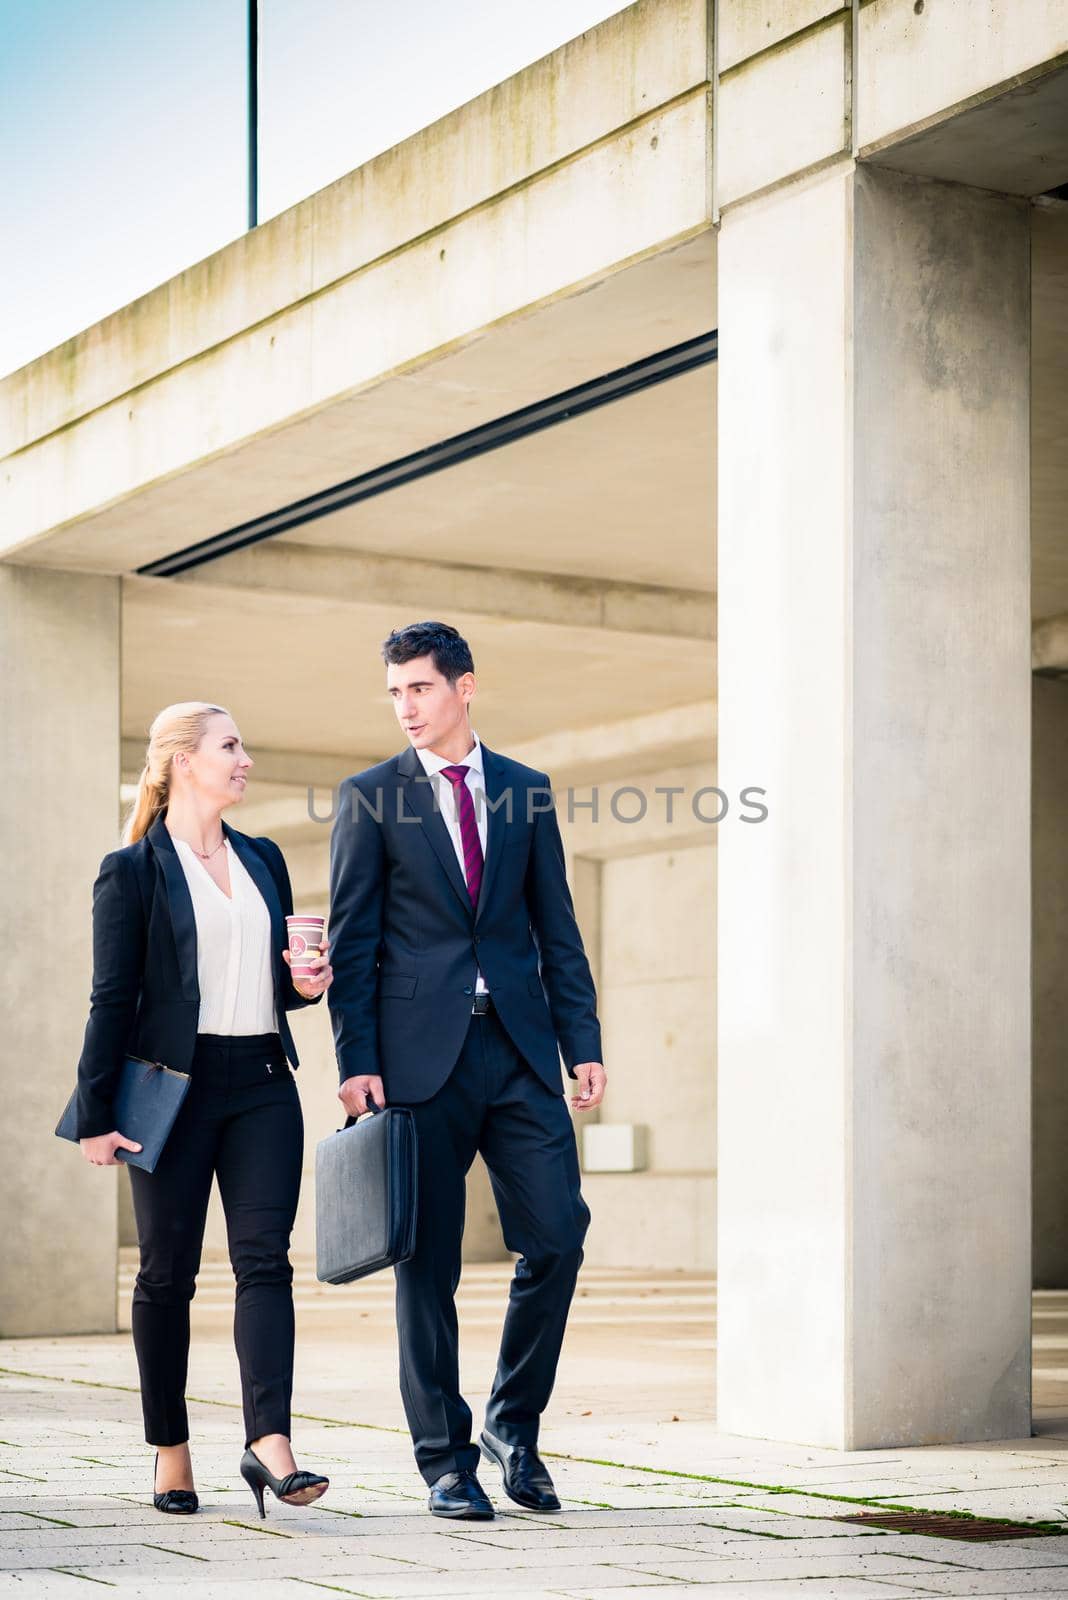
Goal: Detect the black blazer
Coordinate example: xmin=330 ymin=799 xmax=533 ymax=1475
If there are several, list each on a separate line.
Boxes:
xmin=74 ymin=815 xmax=320 ymax=1139
xmin=327 ymin=741 xmax=602 ymax=1104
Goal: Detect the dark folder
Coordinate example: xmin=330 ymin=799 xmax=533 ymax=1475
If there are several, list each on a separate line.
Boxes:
xmin=315 ymin=1103 xmax=418 ymax=1284
xmin=55 ymin=1056 xmax=191 ymax=1173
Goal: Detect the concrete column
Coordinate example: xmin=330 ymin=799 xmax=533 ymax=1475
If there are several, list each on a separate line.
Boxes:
xmin=717 ymin=165 xmax=1032 ymax=1446
xmin=0 ymin=566 xmax=121 ymax=1334
xmin=1032 ymin=676 xmax=1068 ymax=1288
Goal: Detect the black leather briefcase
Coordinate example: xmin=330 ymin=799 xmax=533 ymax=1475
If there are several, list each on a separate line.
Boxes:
xmin=315 ymin=1104 xmax=418 ymax=1285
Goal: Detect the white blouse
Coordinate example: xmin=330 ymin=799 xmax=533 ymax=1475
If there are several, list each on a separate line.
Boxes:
xmin=173 ymin=838 xmax=278 ymax=1036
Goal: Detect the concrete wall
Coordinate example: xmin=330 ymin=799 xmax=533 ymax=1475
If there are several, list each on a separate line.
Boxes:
xmin=600 ymin=845 xmax=715 ymax=1174
xmin=583 ymin=843 xmax=715 ymax=1271
xmin=557 ymin=760 xmax=718 ymax=1273
xmin=1033 ymin=676 xmax=1068 ymax=1288
xmin=0 ymin=568 xmax=121 ymax=1334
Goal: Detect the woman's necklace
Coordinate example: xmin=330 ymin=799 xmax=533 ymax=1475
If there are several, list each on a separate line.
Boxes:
xmin=193 ymin=837 xmax=227 ymax=862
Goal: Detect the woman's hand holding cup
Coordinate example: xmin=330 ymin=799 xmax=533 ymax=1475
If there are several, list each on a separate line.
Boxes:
xmin=284 ymin=939 xmax=332 ymax=998
xmin=284 ymin=915 xmax=333 ymax=999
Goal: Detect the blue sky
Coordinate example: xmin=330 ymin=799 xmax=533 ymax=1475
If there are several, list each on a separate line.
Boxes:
xmin=0 ymin=0 xmax=632 ymax=379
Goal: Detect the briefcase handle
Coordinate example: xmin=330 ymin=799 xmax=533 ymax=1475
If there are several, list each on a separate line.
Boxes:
xmin=341 ymin=1101 xmax=384 ymax=1132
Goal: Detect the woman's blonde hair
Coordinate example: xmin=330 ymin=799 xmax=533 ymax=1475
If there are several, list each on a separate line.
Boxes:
xmin=122 ymin=701 xmax=230 ymax=846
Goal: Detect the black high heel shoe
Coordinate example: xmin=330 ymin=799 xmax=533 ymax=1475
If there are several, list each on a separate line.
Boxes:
xmin=239 ymin=1446 xmax=329 ymax=1518
xmin=152 ymin=1452 xmax=198 ymax=1515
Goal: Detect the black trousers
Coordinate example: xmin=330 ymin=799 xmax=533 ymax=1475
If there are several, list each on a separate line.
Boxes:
xmin=394 ymin=1007 xmax=590 ymax=1483
xmin=127 ymin=1032 xmax=303 ymax=1448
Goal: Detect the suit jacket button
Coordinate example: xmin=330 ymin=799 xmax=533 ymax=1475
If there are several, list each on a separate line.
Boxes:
xmin=463 ymin=986 xmax=473 ymax=996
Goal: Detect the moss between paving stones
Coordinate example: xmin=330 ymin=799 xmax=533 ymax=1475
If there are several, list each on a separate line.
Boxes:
xmin=6 ymin=1364 xmax=1068 ymax=1543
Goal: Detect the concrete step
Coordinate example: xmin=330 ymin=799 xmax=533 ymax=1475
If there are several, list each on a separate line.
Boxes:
xmin=116 ymin=1249 xmax=717 ymax=1327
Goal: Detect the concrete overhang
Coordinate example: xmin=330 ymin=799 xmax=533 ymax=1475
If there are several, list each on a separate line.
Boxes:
xmin=857 ymin=0 xmax=1068 ymax=179
xmin=862 ymin=60 xmax=1068 ymax=198
xmin=0 ymin=0 xmax=714 ymax=577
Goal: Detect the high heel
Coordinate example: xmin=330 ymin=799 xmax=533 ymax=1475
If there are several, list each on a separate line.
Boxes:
xmin=246 ymin=1471 xmax=266 ymax=1520
xmin=239 ymin=1446 xmax=329 ymax=1518
xmin=152 ymin=1451 xmax=198 ymax=1515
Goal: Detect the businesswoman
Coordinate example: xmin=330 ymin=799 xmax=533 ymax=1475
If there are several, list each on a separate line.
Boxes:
xmin=74 ymin=701 xmax=333 ymax=1518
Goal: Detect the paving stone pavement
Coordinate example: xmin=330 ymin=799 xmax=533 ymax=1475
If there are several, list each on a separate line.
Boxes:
xmin=4 ymin=1262 xmax=1068 ymax=1597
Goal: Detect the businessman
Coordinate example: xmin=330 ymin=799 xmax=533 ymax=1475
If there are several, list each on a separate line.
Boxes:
xmin=328 ymin=620 xmax=606 ymax=1519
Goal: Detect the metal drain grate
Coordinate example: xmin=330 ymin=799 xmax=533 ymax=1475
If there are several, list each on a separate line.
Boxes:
xmin=835 ymin=1511 xmax=1067 ymax=1542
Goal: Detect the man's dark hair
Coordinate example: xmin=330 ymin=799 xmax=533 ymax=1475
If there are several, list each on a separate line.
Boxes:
xmin=381 ymin=621 xmax=474 ymax=683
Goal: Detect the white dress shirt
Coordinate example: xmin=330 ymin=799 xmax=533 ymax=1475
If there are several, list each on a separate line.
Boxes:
xmin=416 ymin=732 xmax=489 ymax=993
xmin=173 ymin=838 xmax=279 ymax=1034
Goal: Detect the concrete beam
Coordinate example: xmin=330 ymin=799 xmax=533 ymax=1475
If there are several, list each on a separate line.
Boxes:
xmin=132 ymin=701 xmax=718 ymax=807
xmin=173 ymin=544 xmax=714 ymax=641
xmin=561 ymin=757 xmax=718 ymax=860
xmin=716 ymin=9 xmax=850 ymax=210
xmin=217 ymin=796 xmax=332 ymax=844
xmin=231 ymin=754 xmax=720 ymax=863
xmin=500 ymin=699 xmax=716 ymax=784
xmin=120 ymin=740 xmax=378 ymax=789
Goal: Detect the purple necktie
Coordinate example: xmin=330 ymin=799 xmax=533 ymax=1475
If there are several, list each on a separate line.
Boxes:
xmin=440 ymin=765 xmax=484 ymax=908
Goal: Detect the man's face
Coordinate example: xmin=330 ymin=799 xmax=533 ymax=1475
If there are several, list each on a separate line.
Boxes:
xmin=387 ymin=655 xmax=474 ymax=750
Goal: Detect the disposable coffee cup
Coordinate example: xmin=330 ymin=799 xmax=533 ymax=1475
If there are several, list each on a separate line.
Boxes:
xmin=286 ymin=915 xmax=325 ymax=979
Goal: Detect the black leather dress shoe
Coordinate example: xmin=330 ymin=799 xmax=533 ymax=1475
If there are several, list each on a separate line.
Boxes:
xmin=479 ymin=1429 xmax=561 ymax=1511
xmin=428 ymin=1467 xmax=495 ymax=1520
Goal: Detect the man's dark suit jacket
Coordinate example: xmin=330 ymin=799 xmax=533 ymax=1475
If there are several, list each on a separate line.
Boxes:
xmin=327 ymin=741 xmax=602 ymax=1103
xmin=74 ymin=814 xmax=320 ymax=1139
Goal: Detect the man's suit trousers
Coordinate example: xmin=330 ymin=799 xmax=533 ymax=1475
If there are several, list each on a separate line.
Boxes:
xmin=394 ymin=1006 xmax=590 ymax=1483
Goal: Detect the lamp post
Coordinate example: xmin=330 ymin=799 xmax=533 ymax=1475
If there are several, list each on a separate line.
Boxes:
xmin=247 ymin=0 xmax=258 ymax=229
